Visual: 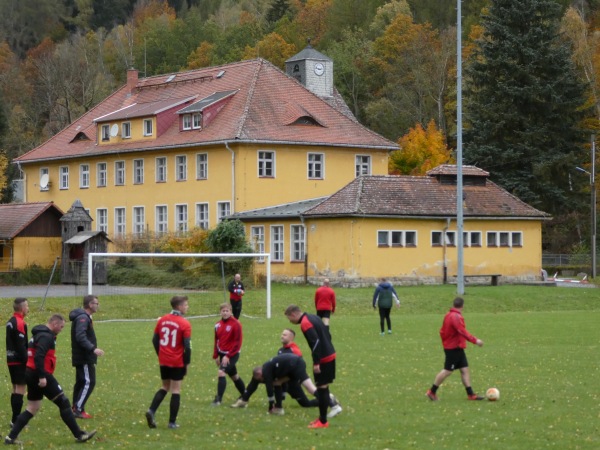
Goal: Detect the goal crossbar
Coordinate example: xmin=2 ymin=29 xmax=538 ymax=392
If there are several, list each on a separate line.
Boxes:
xmin=88 ymin=252 xmax=272 ymax=318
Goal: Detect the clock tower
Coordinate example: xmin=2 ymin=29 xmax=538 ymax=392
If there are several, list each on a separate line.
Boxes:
xmin=285 ymin=41 xmax=333 ymax=98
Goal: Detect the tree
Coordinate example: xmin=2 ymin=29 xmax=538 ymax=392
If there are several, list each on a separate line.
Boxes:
xmin=206 ymin=220 xmax=253 ymax=253
xmin=266 ymin=0 xmax=291 ymax=24
xmin=241 ymin=32 xmax=296 ymax=69
xmin=389 ymin=120 xmax=453 ymax=175
xmin=464 ymin=0 xmax=588 ymax=216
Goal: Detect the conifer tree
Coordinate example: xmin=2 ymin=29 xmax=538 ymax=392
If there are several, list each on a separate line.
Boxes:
xmin=464 ymin=0 xmax=588 ymax=215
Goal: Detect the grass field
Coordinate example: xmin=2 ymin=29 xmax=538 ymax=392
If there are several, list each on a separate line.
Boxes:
xmin=1 ymin=284 xmax=599 ymax=449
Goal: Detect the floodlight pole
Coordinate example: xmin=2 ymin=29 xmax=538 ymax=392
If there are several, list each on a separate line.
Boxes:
xmin=456 ymin=0 xmax=465 ymax=295
xmin=576 ymin=135 xmax=597 ymax=279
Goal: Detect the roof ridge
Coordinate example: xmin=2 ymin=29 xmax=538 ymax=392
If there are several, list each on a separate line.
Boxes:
xmin=235 ymin=59 xmax=263 ymax=138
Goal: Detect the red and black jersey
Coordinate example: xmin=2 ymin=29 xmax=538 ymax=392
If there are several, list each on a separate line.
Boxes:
xmin=228 ymin=279 xmax=245 ymax=302
xmin=213 ymin=317 xmax=242 ymax=358
xmin=299 ymin=313 xmax=335 ymax=365
xmin=439 ymin=308 xmax=477 ymax=349
xmin=6 ymin=312 xmax=28 ymax=365
xmin=314 ymin=286 xmax=336 ymax=313
xmin=26 ymin=324 xmax=58 ymax=377
xmin=153 ymin=312 xmax=192 ymax=368
xmin=278 ymin=342 xmax=302 ymax=357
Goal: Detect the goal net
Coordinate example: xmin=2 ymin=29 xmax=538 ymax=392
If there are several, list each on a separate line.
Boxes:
xmin=87 ymin=252 xmax=271 ymax=320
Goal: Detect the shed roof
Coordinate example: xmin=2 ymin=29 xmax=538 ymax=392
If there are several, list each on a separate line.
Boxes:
xmin=64 ymin=230 xmax=110 ymax=244
xmin=0 ymin=202 xmax=64 ymax=239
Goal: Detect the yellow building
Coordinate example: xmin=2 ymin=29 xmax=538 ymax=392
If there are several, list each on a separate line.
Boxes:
xmin=231 ymin=166 xmax=550 ymax=284
xmin=14 ymin=47 xmax=396 ymax=240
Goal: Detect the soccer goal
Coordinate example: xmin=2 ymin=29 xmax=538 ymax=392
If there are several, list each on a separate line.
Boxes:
xmin=87 ymin=252 xmax=272 ymax=319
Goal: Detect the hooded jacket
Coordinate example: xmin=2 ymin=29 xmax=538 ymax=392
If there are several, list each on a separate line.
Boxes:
xmin=69 ymin=308 xmax=98 ymax=366
xmin=372 ymin=282 xmax=400 ymax=309
xmin=26 ymin=324 xmax=58 ymax=377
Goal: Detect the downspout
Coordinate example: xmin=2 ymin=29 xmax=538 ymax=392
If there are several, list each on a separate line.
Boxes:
xmin=443 ymin=218 xmax=451 ymax=284
xmin=300 ymin=215 xmax=307 ymax=284
xmin=225 ymin=143 xmax=235 ymax=213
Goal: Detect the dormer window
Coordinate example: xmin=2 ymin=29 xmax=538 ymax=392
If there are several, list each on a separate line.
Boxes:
xmin=192 ymin=112 xmax=202 ymax=129
xmin=182 ymin=114 xmax=192 ymax=130
xmin=101 ymin=124 xmax=110 ymax=142
xmin=122 ymin=122 xmax=131 ymax=138
xmin=143 ymin=119 xmax=153 ymax=136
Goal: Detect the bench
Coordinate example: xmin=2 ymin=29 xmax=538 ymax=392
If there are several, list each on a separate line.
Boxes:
xmin=453 ymin=274 xmax=501 ymax=286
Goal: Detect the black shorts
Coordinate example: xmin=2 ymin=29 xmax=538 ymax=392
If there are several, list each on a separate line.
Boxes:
xmin=288 ymin=358 xmax=310 ymax=385
xmin=316 ymin=310 xmax=331 ymax=319
xmin=218 ymin=352 xmax=240 ymax=377
xmin=8 ymin=364 xmax=26 ymax=385
xmin=160 ymin=365 xmax=187 ymax=381
xmin=443 ymin=348 xmax=469 ymax=371
xmin=314 ymin=359 xmax=335 ymax=386
xmin=25 ymin=369 xmax=64 ymax=401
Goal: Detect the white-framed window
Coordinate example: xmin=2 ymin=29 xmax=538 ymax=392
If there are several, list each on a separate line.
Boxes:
xmin=487 ymin=231 xmax=521 ymax=247
xmin=114 ymin=207 xmax=126 ymax=237
xmin=96 ymin=208 xmax=107 ymax=233
xmin=79 ymin=164 xmax=90 ymax=188
xmin=175 ymin=204 xmax=188 ymax=233
xmin=511 ymin=232 xmax=523 ymax=247
xmin=463 ymin=231 xmax=482 ymax=247
xmin=156 ymin=157 xmax=167 ymax=182
xmin=101 ymin=124 xmax=110 ymax=141
xmin=192 ymin=112 xmax=202 ymax=129
xmin=39 ymin=167 xmax=49 ymax=191
xmin=432 ymin=230 xmax=457 ymax=247
xmin=115 ymin=161 xmax=125 ymax=186
xmin=218 ymin=201 xmax=231 ymax=222
xmin=133 ymin=206 xmax=145 ymax=235
xmin=258 ymin=151 xmax=275 ymax=177
xmin=355 ymin=155 xmax=371 ymax=177
xmin=251 ymin=226 xmax=265 ymax=262
xmin=195 ymin=203 xmax=209 ymax=230
xmin=291 ymin=225 xmax=305 ymax=261
xmin=155 ymin=205 xmax=168 ymax=235
xmin=133 ymin=159 xmax=144 ymax=184
xmin=97 ymin=163 xmax=107 ymax=187
xmin=143 ymin=119 xmax=153 ymax=136
xmin=182 ymin=114 xmax=192 ymax=130
xmin=176 ymin=155 xmax=187 ymax=181
xmin=308 ymin=153 xmax=324 ymax=179
xmin=59 ymin=166 xmax=69 ymax=190
xmin=122 ymin=121 xmax=131 ymax=138
xmin=196 ymin=153 xmax=208 ymax=180
xmin=378 ymin=230 xmax=417 ymax=247
xmin=271 ymin=225 xmax=284 ymax=262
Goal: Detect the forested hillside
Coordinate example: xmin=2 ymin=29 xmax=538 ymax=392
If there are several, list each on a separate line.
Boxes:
xmin=0 ymin=0 xmax=597 ymax=253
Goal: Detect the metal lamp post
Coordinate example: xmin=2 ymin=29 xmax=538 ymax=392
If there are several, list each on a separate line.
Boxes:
xmin=576 ymin=137 xmax=596 ymax=278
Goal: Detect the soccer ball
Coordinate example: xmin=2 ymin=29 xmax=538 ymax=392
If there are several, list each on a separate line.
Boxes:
xmin=486 ymin=387 xmax=500 ymax=401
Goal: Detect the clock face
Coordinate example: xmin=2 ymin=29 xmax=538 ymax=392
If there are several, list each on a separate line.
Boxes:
xmin=314 ymin=62 xmax=324 ymax=76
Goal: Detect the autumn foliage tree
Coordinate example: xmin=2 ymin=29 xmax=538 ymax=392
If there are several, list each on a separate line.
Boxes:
xmin=389 ymin=120 xmax=453 ymax=175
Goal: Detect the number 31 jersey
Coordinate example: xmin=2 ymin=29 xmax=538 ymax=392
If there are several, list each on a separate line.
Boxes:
xmin=154 ymin=313 xmax=192 ymax=367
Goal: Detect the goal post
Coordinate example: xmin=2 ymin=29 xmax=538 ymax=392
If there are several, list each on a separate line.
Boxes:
xmin=88 ymin=252 xmax=272 ymax=318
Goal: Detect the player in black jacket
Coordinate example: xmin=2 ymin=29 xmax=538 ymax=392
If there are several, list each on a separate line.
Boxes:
xmin=5 ymin=314 xmax=96 ymax=445
xmin=5 ymin=298 xmax=29 ymax=425
xmin=285 ymin=304 xmax=337 ymax=429
xmin=69 ymin=295 xmax=104 ymax=419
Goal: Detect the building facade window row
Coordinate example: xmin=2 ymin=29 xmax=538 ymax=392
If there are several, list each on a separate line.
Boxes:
xmin=378 ymin=230 xmax=523 ymax=248
xmin=250 ymin=224 xmax=306 ymax=263
xmin=50 ymin=152 xmax=373 ymax=191
xmin=95 ymin=202 xmax=231 ymax=237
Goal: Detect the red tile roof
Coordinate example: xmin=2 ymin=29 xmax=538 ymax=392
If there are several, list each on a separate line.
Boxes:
xmin=303 ymin=172 xmax=550 ymax=219
xmin=0 ymin=202 xmax=64 ymax=238
xmin=15 ymin=59 xmax=397 ymax=164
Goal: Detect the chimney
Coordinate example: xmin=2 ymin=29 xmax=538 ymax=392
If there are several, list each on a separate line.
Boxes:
xmin=127 ymin=68 xmax=138 ymax=94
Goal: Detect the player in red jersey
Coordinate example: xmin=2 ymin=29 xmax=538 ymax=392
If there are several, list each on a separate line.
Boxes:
xmin=211 ymin=303 xmax=246 ymax=405
xmin=5 ymin=298 xmax=29 ymax=426
xmin=146 ymin=296 xmax=192 ymax=429
xmin=314 ymin=279 xmax=336 ymax=331
xmin=285 ymin=304 xmax=337 ymax=429
xmin=426 ymin=297 xmax=484 ymax=401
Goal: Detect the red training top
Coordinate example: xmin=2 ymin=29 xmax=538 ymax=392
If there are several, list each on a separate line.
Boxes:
xmin=213 ymin=317 xmax=243 ymax=359
xmin=154 ymin=313 xmax=192 ymax=368
xmin=439 ymin=307 xmax=477 ymax=349
xmin=314 ymin=286 xmax=336 ymax=313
